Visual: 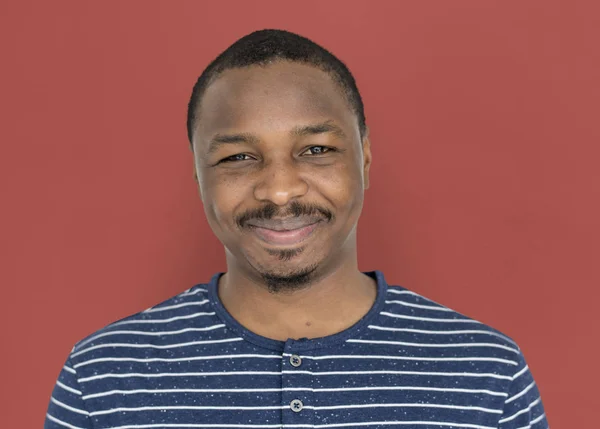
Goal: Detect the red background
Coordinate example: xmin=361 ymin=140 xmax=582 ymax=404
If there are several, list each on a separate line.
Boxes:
xmin=1 ymin=1 xmax=598 ymax=427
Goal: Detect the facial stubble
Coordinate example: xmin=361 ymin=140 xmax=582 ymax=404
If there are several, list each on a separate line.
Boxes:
xmin=236 ymin=201 xmax=332 ymax=293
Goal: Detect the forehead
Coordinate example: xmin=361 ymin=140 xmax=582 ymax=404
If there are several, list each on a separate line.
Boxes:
xmin=193 ymin=61 xmax=357 ymax=143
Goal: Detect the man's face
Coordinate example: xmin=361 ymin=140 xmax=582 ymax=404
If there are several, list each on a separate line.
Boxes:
xmin=191 ymin=61 xmax=371 ymax=290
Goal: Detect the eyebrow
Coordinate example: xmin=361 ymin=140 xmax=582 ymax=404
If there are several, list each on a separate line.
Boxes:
xmin=291 ymin=121 xmax=347 ymax=139
xmin=206 ymin=120 xmax=346 ymax=155
xmin=207 ymin=132 xmax=259 ymax=154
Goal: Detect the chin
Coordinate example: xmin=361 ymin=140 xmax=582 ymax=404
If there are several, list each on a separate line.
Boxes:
xmin=258 ymin=262 xmax=320 ymax=294
xmin=248 ymin=246 xmax=324 ymax=293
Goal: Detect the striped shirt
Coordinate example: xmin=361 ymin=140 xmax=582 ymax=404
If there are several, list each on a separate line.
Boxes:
xmin=45 ymin=271 xmax=548 ymax=429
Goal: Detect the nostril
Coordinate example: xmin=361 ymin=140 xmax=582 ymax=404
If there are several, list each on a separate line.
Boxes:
xmin=253 ymin=176 xmax=309 ymax=205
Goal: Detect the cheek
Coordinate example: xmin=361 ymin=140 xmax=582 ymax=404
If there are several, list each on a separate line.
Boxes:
xmin=200 ymin=175 xmax=245 ymax=229
xmin=314 ymin=163 xmax=364 ymax=211
xmin=320 ymin=155 xmax=363 ymax=195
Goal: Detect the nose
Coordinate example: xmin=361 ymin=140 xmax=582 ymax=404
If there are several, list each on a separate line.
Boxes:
xmin=253 ymin=160 xmax=309 ymax=206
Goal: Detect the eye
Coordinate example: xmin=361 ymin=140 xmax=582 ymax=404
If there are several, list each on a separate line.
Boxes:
xmin=302 ymin=146 xmax=334 ymax=155
xmin=219 ymin=153 xmax=253 ymax=163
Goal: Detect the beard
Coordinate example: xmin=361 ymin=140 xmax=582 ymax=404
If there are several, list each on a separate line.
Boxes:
xmin=258 ymin=258 xmax=319 ymax=294
xmin=234 ymin=200 xmax=332 ymax=293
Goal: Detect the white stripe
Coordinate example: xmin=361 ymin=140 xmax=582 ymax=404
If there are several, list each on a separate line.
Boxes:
xmin=45 ymin=413 xmax=86 ymax=429
xmin=288 ymin=422 xmax=495 ymax=429
xmin=56 ymin=380 xmax=82 ymax=395
xmin=512 ymin=365 xmax=530 ymax=381
xmin=313 ymin=402 xmax=501 ymax=414
xmin=72 ymin=337 xmax=243 ymax=358
xmin=283 ymin=369 xmax=512 ymax=380
xmin=505 ymin=381 xmax=536 ymax=404
xmin=80 ymin=368 xmax=511 ymax=384
xmin=63 ymin=365 xmax=76 ymax=374
xmin=77 ymin=352 xmax=515 ymax=370
xmin=80 ymin=371 xmax=283 ymax=383
xmin=50 ymin=396 xmax=90 ymax=416
xmin=84 ymin=388 xmax=300 ymax=400
xmin=347 ymin=339 xmax=520 ymax=354
xmin=88 ymin=401 xmax=502 ymax=417
xmin=91 ymin=422 xmax=495 ymax=429
xmin=90 ymin=405 xmax=286 ymax=416
xmin=306 ymin=386 xmax=507 ymax=396
xmin=74 ymin=353 xmax=281 ymax=369
xmin=143 ymin=300 xmax=209 ymax=313
xmin=76 ymin=324 xmax=226 ymax=348
xmin=499 ymin=397 xmax=542 ymax=423
xmin=82 ymin=385 xmax=507 ymax=400
xmin=385 ymin=300 xmax=454 ymax=311
xmin=107 ymin=424 xmax=281 ymax=429
xmin=386 ymin=289 xmax=421 ymax=296
xmin=109 ymin=312 xmax=216 ymax=327
xmin=386 ymin=289 xmax=448 ymax=308
xmin=381 ymin=311 xmax=481 ymax=324
xmin=368 ymin=325 xmax=517 ymax=345
xmin=283 ymin=353 xmax=518 ymax=366
xmin=515 ymin=413 xmax=547 ymax=429
xmin=180 ymin=288 xmax=208 ymax=296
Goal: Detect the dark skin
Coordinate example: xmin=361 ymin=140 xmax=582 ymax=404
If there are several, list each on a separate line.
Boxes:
xmin=191 ymin=61 xmax=375 ymax=341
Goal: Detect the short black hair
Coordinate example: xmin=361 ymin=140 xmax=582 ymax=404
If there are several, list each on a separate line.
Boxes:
xmin=186 ymin=29 xmax=366 ymax=147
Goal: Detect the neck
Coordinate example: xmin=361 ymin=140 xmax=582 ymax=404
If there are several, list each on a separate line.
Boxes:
xmin=217 ymin=258 xmax=377 ymax=342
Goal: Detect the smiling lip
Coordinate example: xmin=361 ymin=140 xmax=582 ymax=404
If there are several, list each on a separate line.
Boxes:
xmin=247 ymin=221 xmax=321 ymax=246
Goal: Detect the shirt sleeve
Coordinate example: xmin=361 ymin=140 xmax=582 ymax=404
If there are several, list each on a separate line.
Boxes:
xmin=497 ymin=349 xmax=549 ymax=429
xmin=44 ymin=354 xmax=93 ymax=429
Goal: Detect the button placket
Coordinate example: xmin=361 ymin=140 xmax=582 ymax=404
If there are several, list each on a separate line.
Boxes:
xmin=281 ymin=341 xmax=314 ymax=426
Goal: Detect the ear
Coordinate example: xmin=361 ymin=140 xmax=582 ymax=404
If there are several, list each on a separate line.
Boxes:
xmin=361 ymin=129 xmax=372 ymax=190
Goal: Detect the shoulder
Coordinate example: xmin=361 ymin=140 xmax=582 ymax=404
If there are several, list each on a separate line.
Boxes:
xmin=68 ymin=283 xmax=217 ymax=362
xmin=380 ymin=283 xmax=519 ymax=349
xmin=351 ymin=283 xmax=525 ymax=375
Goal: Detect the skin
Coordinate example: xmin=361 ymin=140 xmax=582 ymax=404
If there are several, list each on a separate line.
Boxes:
xmin=191 ymin=61 xmax=376 ymax=341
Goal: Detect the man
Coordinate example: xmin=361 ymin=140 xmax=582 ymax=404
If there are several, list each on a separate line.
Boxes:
xmin=45 ymin=29 xmax=548 ymax=429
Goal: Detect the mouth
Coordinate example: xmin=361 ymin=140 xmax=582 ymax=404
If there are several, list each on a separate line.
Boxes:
xmin=246 ymin=219 xmax=322 ymax=246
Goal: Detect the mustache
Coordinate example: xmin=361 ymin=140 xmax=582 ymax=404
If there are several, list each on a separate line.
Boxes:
xmin=235 ymin=201 xmax=333 ymax=229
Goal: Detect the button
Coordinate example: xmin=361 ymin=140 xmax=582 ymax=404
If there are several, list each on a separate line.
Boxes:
xmin=289 ymin=354 xmax=302 ymax=367
xmin=290 ymin=399 xmax=303 ymax=412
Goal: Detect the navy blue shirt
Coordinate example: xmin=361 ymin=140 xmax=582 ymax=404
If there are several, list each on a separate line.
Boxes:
xmin=45 ymin=271 xmax=548 ymax=429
